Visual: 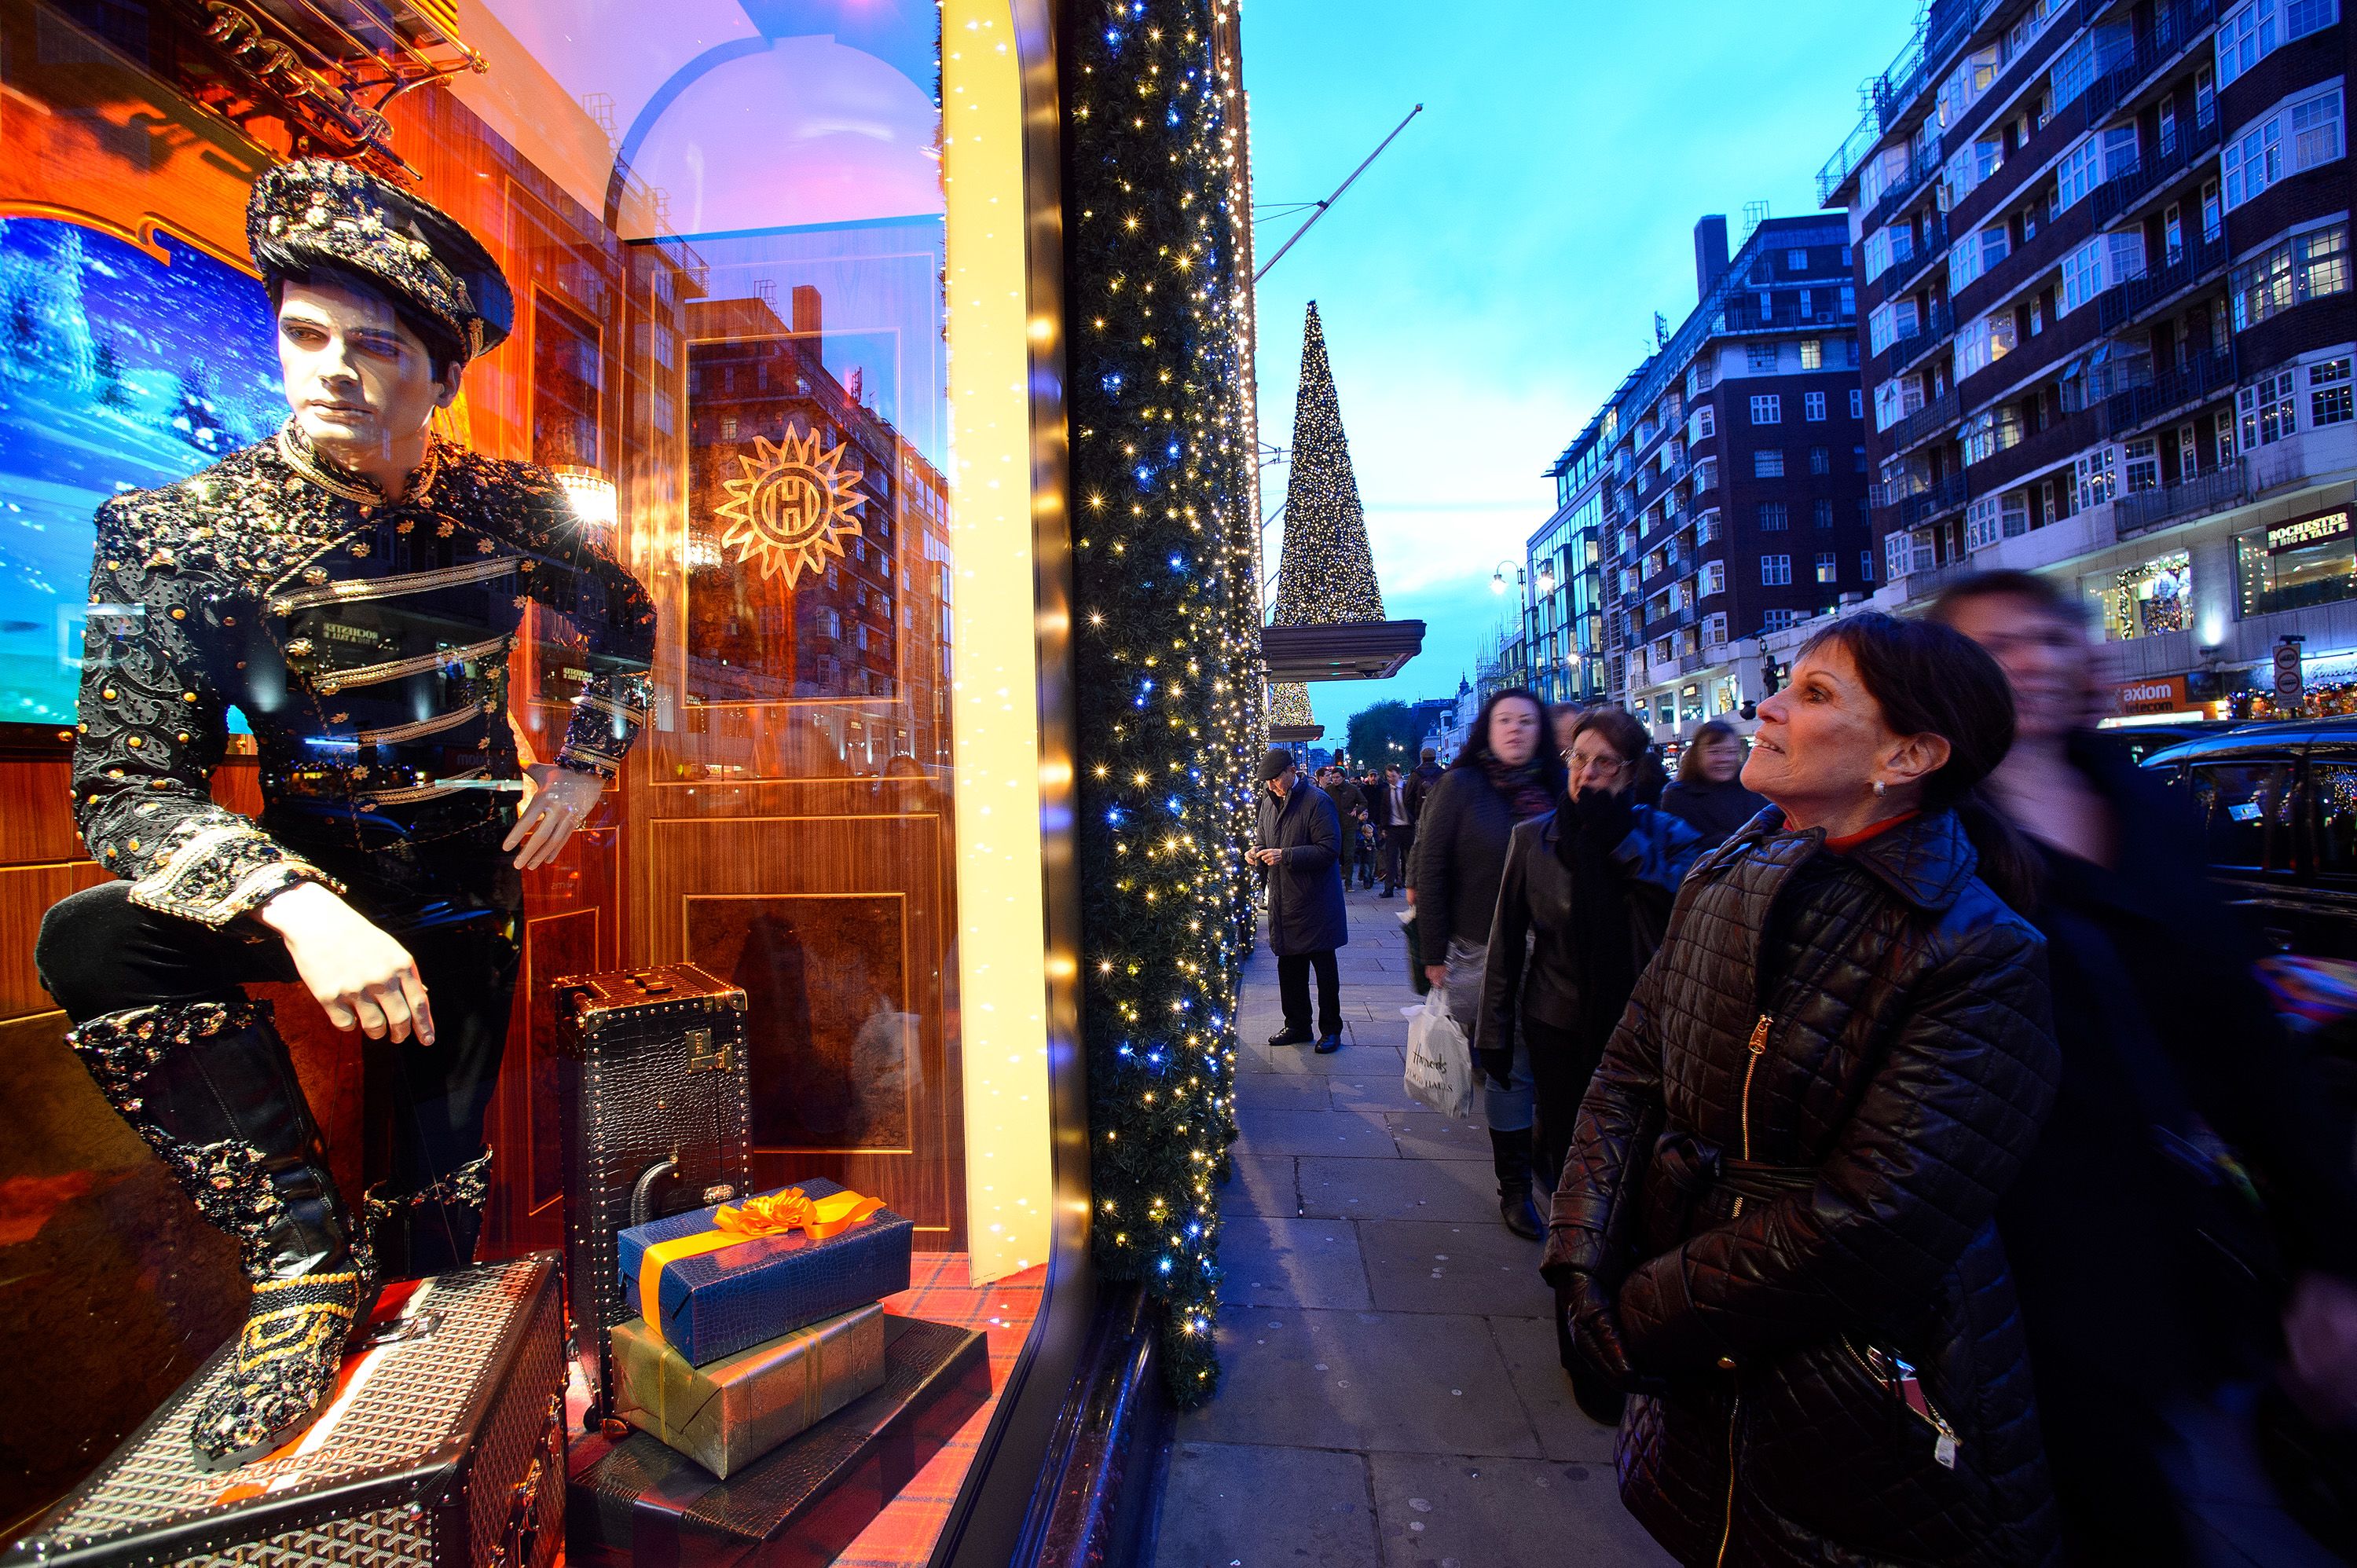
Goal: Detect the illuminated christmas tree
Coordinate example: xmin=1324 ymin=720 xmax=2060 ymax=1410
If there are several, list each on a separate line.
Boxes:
xmin=1271 ymin=302 xmax=1384 ymax=625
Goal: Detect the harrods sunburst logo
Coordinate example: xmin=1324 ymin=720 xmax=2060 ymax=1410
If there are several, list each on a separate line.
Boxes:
xmin=713 ymin=426 xmax=868 ymax=585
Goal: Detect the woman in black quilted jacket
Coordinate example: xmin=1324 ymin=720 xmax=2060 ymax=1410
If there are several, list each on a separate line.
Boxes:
xmin=1544 ymin=612 xmax=2064 ymax=1566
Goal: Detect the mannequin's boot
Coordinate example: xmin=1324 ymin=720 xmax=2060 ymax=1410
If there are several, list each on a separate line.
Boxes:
xmin=67 ymin=998 xmax=373 ymax=1469
xmin=1490 ymin=1127 xmax=1544 ymax=1241
xmin=367 ymin=1149 xmax=493 ymax=1282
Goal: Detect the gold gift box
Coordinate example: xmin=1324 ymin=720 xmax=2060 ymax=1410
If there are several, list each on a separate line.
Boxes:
xmin=610 ymin=1303 xmax=887 ymax=1478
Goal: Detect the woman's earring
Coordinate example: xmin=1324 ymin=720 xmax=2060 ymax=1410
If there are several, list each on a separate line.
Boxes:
xmin=1871 ymin=779 xmax=1887 ymax=797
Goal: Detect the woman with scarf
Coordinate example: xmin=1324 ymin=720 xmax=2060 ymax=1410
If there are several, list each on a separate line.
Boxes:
xmin=1409 ymin=687 xmax=1567 ymax=1238
xmin=1478 ymin=707 xmax=1700 ymax=1420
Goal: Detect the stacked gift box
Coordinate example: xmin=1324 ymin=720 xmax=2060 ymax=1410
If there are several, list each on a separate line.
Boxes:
xmin=606 ymin=1176 xmax=917 ymax=1478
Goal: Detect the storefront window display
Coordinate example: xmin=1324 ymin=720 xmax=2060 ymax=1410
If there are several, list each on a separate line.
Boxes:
xmin=0 ymin=0 xmax=1255 ymax=1559
xmin=2088 ymin=550 xmax=2192 ymax=639
xmin=2238 ymin=508 xmax=2357 ymax=617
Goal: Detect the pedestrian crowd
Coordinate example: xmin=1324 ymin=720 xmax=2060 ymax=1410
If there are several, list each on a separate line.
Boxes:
xmin=1248 ymin=572 xmax=2357 ymax=1566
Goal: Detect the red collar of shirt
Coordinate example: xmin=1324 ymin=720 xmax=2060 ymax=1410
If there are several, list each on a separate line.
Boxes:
xmin=1822 ymin=810 xmax=1919 ymax=854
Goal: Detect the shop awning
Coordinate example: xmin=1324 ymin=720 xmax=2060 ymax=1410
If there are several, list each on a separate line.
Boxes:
xmin=1261 ymin=620 xmax=1427 ymax=683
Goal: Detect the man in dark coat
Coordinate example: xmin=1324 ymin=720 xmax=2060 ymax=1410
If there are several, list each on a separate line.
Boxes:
xmin=1252 ymin=749 xmax=1347 ymax=1053
xmin=1320 ymin=766 xmax=1369 ymax=891
xmin=1371 ymin=761 xmax=1411 ymax=897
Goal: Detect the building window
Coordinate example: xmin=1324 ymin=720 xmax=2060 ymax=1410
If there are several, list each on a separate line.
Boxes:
xmin=1759 ymin=502 xmax=1791 ymax=530
xmin=2059 ymin=230 xmax=2145 ymax=316
xmin=1754 ymin=449 xmax=1785 ymax=478
xmin=1868 ymin=299 xmax=1920 ymax=354
xmin=1861 ymin=549 xmax=1879 ymax=581
xmin=1691 ymin=405 xmax=1716 ymax=441
xmin=1703 ymin=560 xmax=1726 ymax=596
xmin=1804 ymin=390 xmax=1827 ymax=422
xmin=1801 ymin=339 xmax=1824 ymax=371
xmin=1761 ymin=554 xmax=1793 ymax=585
xmin=1816 ymin=551 xmax=1838 ymax=584
xmin=1747 ymin=343 xmax=1780 ymax=373
xmin=1750 ymin=394 xmax=1782 ymax=424
xmin=1814 ymin=498 xmax=1836 ymax=528
xmin=2241 ymin=369 xmax=2300 ymax=447
xmin=2218 ymin=408 xmax=2239 ymax=461
xmin=2202 ymin=178 xmax=2223 ymax=241
xmin=2124 ymin=436 xmax=2162 ymax=493
xmin=2231 ymin=222 xmax=2351 ymax=329
xmin=1886 ymin=531 xmax=1913 ymax=581
xmin=1761 ymin=608 xmax=1799 ymax=632
xmin=1704 ymin=611 xmax=1729 ymax=647
xmin=2224 ymin=84 xmax=2343 ymax=209
xmin=2077 ymin=445 xmax=2119 ymax=510
xmin=1809 ymin=446 xmax=1831 ymax=474
xmin=1787 ymin=248 xmax=1809 ymax=271
xmin=1849 ymin=387 xmax=1864 ymax=419
xmin=1855 ymin=445 xmax=1869 ymax=472
xmin=2313 ymin=356 xmax=2355 ymax=424
xmin=2056 ymin=135 xmax=2102 ymax=209
xmin=2218 ymin=0 xmax=2341 ymax=90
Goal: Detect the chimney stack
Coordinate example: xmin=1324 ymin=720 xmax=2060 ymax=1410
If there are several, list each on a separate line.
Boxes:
xmin=791 ymin=284 xmax=823 ymax=339
xmin=1693 ymin=215 xmax=1730 ymax=302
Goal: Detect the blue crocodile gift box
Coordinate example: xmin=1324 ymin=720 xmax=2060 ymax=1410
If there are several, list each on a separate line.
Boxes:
xmin=614 ymin=1178 xmax=915 ymax=1367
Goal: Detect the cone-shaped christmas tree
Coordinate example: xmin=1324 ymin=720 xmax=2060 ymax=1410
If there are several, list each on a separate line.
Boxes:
xmin=1272 ymin=302 xmax=1384 ymax=625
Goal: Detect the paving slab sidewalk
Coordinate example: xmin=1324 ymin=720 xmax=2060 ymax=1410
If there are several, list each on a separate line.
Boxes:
xmin=1151 ymin=885 xmax=1673 ymax=1568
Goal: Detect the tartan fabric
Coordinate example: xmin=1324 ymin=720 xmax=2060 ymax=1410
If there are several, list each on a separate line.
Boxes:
xmin=831 ymin=1253 xmax=1045 ymax=1567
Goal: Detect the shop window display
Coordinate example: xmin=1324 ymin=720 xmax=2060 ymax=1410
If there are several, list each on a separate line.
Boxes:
xmin=2238 ymin=510 xmax=2357 ymax=615
xmin=2090 ymin=551 xmax=2191 ymax=639
xmin=0 ymin=0 xmax=1078 ymax=1555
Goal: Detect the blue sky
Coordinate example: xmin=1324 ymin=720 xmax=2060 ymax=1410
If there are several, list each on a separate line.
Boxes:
xmin=1242 ymin=0 xmax=1915 ymax=735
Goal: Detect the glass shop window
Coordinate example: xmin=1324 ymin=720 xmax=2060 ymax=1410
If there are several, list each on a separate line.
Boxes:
xmin=2090 ymin=551 xmax=2193 ymax=640
xmin=2191 ymin=761 xmax=2296 ymax=870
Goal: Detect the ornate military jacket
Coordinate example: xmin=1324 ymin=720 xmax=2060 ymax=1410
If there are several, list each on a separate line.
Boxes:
xmin=71 ymin=425 xmax=656 ymax=927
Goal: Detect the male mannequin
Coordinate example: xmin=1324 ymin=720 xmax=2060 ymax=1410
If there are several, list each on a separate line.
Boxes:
xmin=35 ymin=160 xmax=654 ymax=1467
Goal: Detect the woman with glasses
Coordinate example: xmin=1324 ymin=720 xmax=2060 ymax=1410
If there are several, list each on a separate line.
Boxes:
xmin=1478 ymin=706 xmax=1700 ymax=1422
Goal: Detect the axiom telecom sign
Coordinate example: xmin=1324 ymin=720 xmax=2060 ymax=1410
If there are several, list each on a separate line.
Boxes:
xmin=2114 ymin=675 xmax=2190 ymax=715
xmin=2265 ymin=507 xmax=2355 ymax=553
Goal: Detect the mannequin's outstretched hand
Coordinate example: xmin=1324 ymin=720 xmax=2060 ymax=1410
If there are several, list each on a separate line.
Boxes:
xmin=258 ymin=881 xmax=434 ymax=1046
xmin=504 ymin=763 xmax=604 ymax=871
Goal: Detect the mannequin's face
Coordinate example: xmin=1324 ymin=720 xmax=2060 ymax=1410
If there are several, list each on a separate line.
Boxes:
xmin=277 ymin=277 xmax=458 ymax=465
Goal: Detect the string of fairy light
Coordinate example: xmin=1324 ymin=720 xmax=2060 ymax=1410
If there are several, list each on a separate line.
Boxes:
xmin=1065 ymin=0 xmax=1261 ymax=1402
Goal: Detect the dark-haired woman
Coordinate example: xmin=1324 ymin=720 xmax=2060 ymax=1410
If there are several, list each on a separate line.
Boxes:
xmin=1934 ymin=571 xmax=2357 ymax=1566
xmin=1547 ymin=612 xmax=2062 ymax=1564
xmin=1409 ymin=687 xmax=1567 ymax=1239
xmin=1480 ymin=706 xmax=1700 ymax=1423
xmin=1657 ymin=718 xmax=1769 ymax=850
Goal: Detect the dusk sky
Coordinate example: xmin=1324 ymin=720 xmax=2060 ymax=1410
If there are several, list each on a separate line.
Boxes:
xmin=1244 ymin=0 xmax=1916 ymax=739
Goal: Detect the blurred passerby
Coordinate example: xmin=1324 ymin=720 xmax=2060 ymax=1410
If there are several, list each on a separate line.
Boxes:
xmin=1657 ymin=717 xmax=1769 ymax=850
xmin=1548 ymin=612 xmax=2063 ymax=1565
xmin=1549 ymin=701 xmax=1587 ymax=764
xmin=1629 ymin=743 xmax=1669 ymax=807
xmin=1934 ymin=570 xmax=2357 ymax=1566
xmin=1252 ymin=749 xmax=1348 ymax=1053
xmin=1321 ymin=766 xmax=1369 ymax=892
xmin=1373 ymin=761 xmax=1411 ymax=897
xmin=1479 ymin=705 xmax=1699 ymax=1422
xmin=1410 ymin=689 xmax=1567 ymax=1240
xmin=1406 ymin=745 xmax=1444 ymax=822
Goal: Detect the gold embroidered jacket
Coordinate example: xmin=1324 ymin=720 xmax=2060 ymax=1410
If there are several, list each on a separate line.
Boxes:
xmin=71 ymin=427 xmax=657 ymax=927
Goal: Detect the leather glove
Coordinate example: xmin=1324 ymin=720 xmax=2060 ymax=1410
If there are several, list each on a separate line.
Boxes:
xmin=1571 ymin=786 xmax=1635 ymax=852
xmin=1560 ymin=1273 xmax=1664 ymax=1396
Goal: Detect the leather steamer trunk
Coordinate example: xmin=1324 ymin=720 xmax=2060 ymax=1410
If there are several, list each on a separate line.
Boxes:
xmin=553 ymin=964 xmax=755 ymax=1418
xmin=5 ymin=1255 xmax=567 ymax=1568
xmin=565 ymin=1316 xmax=991 ymax=1568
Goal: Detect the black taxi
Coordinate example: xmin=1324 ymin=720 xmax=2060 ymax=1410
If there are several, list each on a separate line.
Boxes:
xmin=2141 ymin=719 xmax=2357 ymax=959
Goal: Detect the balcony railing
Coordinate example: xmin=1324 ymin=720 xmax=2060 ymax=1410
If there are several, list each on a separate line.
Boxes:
xmin=2090 ymin=108 xmax=2221 ymax=229
xmin=1874 ymin=471 xmax=1970 ymax=532
xmin=2081 ymin=0 xmax=2220 ymax=128
xmin=2113 ymin=457 xmax=2249 ymax=539
xmin=1886 ymin=386 xmax=1961 ymax=454
xmin=2097 ymin=230 xmax=2229 ymax=332
xmin=1887 ymin=214 xmax=1953 ymax=300
xmin=2099 ymin=347 xmax=2236 ymax=438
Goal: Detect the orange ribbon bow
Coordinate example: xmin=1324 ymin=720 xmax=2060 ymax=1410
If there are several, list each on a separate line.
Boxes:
xmin=636 ymin=1187 xmax=886 ymax=1349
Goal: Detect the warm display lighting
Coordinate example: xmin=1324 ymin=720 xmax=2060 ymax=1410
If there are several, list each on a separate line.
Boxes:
xmin=1065 ymin=0 xmax=1259 ymax=1401
xmin=550 ymin=464 xmax=617 ymax=531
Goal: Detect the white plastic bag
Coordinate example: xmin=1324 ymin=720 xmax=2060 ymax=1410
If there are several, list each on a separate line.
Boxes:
xmin=1404 ymin=987 xmax=1474 ymax=1119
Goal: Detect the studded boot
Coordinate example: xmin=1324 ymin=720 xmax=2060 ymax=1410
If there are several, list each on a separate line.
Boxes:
xmin=67 ymin=998 xmax=375 ymax=1470
xmin=366 ymin=1147 xmax=493 ymax=1282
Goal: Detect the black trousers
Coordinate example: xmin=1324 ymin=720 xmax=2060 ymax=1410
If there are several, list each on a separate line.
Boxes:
xmin=36 ymin=815 xmax=522 ymax=1225
xmin=1276 ymin=949 xmax=1342 ymax=1038
xmin=1381 ymin=825 xmax=1414 ymax=892
xmin=1524 ymin=1013 xmax=1607 ymax=1202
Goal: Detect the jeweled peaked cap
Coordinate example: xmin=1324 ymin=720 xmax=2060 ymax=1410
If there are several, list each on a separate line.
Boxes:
xmin=247 ymin=158 xmax=514 ymax=362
